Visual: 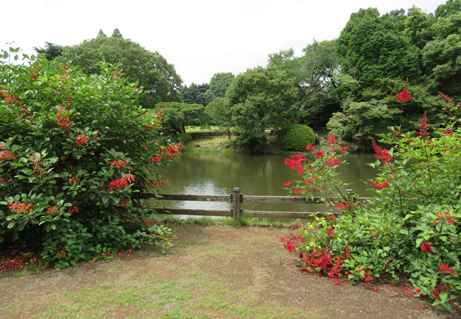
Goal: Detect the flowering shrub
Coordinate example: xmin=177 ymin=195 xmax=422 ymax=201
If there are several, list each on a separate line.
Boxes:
xmin=282 ymin=89 xmax=461 ymax=312
xmin=0 ymin=49 xmax=182 ymax=269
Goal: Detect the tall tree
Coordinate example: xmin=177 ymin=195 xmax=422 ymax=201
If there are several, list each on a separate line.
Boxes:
xmin=204 ymin=72 xmax=235 ymax=103
xmin=268 ymin=40 xmax=341 ymax=126
xmin=422 ymin=11 xmax=461 ymax=97
xmin=181 ymin=83 xmax=210 ymax=106
xmin=435 ymin=0 xmax=461 ymax=18
xmin=33 ymin=42 xmax=65 ymax=60
xmin=156 ymin=102 xmax=208 ymax=135
xmin=401 ymin=7 xmax=436 ymax=49
xmin=56 ymin=29 xmax=183 ymax=109
xmin=226 ymin=66 xmax=298 ymax=153
xmin=205 ymin=97 xmax=233 ymax=141
xmin=336 ymin=8 xmax=421 ymax=88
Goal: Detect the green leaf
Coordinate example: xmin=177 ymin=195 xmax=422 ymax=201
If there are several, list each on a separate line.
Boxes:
xmin=51 ymin=224 xmax=56 ymax=230
xmin=7 ymin=221 xmax=15 ymax=229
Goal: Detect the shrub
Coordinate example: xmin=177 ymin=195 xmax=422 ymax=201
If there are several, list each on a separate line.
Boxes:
xmin=174 ymin=133 xmax=192 ymax=144
xmin=276 ymin=124 xmax=315 ymax=151
xmin=0 ymin=49 xmax=182 ymax=269
xmin=281 ymin=90 xmax=461 ymax=313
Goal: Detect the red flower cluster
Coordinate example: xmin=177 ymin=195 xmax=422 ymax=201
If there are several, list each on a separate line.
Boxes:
xmin=327 ymin=227 xmax=336 ymax=237
xmin=47 ymin=206 xmax=58 ymax=216
xmin=369 ymin=181 xmax=389 ymax=190
xmin=103 ymin=172 xmax=135 ymax=191
xmin=0 ymin=252 xmax=40 ymax=272
xmin=438 ymin=92 xmax=452 ymax=102
xmin=315 ymin=151 xmax=325 ymax=159
xmin=69 ymin=177 xmax=81 ymax=185
xmin=325 ymin=157 xmax=342 ymax=167
xmin=0 ymin=179 xmax=6 ymax=183
xmin=434 ymin=211 xmax=455 ymax=224
xmin=158 ymin=143 xmax=184 ymax=159
xmin=371 ymin=137 xmax=392 ymax=164
xmin=293 ymin=189 xmax=303 ymax=194
xmin=283 ymin=181 xmax=292 ymax=188
xmin=326 ymin=135 xmax=336 ymax=145
xmin=397 ymin=79 xmax=411 ymax=102
xmin=57 ymin=105 xmax=71 ymax=133
xmin=119 ymin=199 xmax=129 ymax=207
xmin=68 ymin=205 xmax=79 ymax=214
xmin=335 ymin=201 xmax=354 ymax=210
xmin=326 ymin=214 xmax=335 ymax=222
xmin=108 ymin=159 xmax=129 ymax=169
xmin=0 ymin=150 xmax=17 ymax=162
xmin=284 ymin=154 xmax=305 ymax=175
xmin=305 ymin=144 xmax=316 ymax=151
xmin=149 ymin=157 xmax=162 ymax=164
xmin=432 ymin=283 xmax=452 ymax=300
xmin=416 ymin=112 xmax=430 ymax=138
xmin=74 ymin=135 xmax=88 ymax=147
xmin=438 ymin=263 xmax=456 ymax=275
xmin=8 ymin=201 xmax=34 ymax=215
xmin=421 ymin=241 xmax=432 ymax=253
xmin=153 ymin=179 xmax=168 ymax=187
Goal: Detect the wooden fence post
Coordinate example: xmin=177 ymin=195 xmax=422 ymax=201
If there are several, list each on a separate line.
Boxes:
xmin=233 ymin=188 xmax=241 ymax=227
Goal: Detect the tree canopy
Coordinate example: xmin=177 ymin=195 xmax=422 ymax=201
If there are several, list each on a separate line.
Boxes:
xmin=55 ymin=29 xmax=183 ymax=109
xmin=204 ymin=72 xmax=235 ymax=103
xmin=226 ymin=66 xmax=298 ymax=152
xmin=181 ymin=83 xmax=209 ymax=106
xmin=33 ymin=42 xmax=65 ymax=60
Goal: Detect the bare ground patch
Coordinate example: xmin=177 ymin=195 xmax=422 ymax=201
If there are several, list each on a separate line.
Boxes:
xmin=0 ymin=225 xmax=455 ymax=319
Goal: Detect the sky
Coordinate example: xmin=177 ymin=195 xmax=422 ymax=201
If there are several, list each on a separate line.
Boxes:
xmin=2 ymin=0 xmax=445 ymax=86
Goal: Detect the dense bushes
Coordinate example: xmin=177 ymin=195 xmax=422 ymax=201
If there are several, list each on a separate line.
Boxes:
xmin=276 ymin=124 xmax=315 ymax=151
xmin=282 ymin=91 xmax=461 ymax=313
xmin=0 ymin=50 xmax=181 ymax=269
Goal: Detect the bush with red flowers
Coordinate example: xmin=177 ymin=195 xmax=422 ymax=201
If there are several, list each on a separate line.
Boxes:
xmin=0 ymin=48 xmax=182 ymax=269
xmin=282 ymin=86 xmax=461 ymax=313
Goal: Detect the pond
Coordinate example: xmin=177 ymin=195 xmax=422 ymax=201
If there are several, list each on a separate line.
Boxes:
xmin=154 ymin=151 xmax=379 ymax=216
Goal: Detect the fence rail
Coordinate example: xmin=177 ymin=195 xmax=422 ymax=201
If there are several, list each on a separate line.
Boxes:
xmin=140 ymin=188 xmax=371 ymax=226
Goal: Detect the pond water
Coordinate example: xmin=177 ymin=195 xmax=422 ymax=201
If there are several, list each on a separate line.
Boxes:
xmin=155 ymin=151 xmax=378 ymax=216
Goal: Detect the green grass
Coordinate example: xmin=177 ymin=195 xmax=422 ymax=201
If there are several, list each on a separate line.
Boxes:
xmin=184 ymin=126 xmax=221 ymax=132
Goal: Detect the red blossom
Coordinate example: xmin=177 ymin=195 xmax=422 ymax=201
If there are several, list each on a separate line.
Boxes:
xmin=74 ymin=135 xmax=88 ymax=147
xmin=293 ymin=189 xmax=303 ymax=195
xmin=327 ymin=227 xmax=336 ymax=237
xmin=421 ymin=241 xmax=432 ymax=254
xmin=397 ymin=79 xmax=411 ymax=102
xmin=315 ymin=151 xmax=325 ymax=159
xmin=438 ymin=92 xmax=452 ymax=102
xmin=438 ymin=263 xmax=456 ymax=275
xmin=283 ymin=181 xmax=292 ymax=188
xmin=370 ymin=137 xmax=392 ymax=164
xmin=305 ymin=144 xmax=316 ymax=150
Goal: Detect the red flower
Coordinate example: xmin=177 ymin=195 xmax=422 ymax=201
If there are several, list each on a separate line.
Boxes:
xmin=370 ymin=137 xmax=392 ymax=164
xmin=327 ymin=135 xmax=336 ymax=145
xmin=421 ymin=241 xmax=432 ymax=253
xmin=293 ymin=189 xmax=303 ymax=195
xmin=283 ymin=181 xmax=292 ymax=188
xmin=315 ymin=151 xmax=325 ymax=159
xmin=397 ymin=79 xmax=411 ymax=102
xmin=306 ymin=144 xmax=315 ymax=150
xmin=327 ymin=227 xmax=336 ymax=237
xmin=438 ymin=263 xmax=456 ymax=275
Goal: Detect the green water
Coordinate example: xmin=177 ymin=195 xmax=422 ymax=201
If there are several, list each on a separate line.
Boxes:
xmin=154 ymin=151 xmax=378 ymax=215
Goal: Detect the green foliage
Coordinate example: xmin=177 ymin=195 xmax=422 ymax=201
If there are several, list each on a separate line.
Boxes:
xmin=181 ymin=83 xmax=209 ymax=106
xmin=336 ymin=8 xmax=421 ymax=87
xmin=205 ymin=97 xmax=233 ymax=141
xmin=435 ymin=0 xmax=461 ymax=18
xmin=327 ymin=78 xmax=444 ymax=140
xmin=0 ymin=50 xmax=180 ymax=269
xmin=268 ymin=40 xmax=341 ymax=125
xmin=226 ymin=66 xmax=298 ymax=153
xmin=157 ymin=102 xmax=209 ymax=135
xmin=174 ymin=133 xmax=192 ymax=144
xmin=401 ymin=7 xmax=436 ymax=49
xmin=204 ymin=73 xmax=235 ymax=103
xmin=276 ymin=125 xmax=315 ymax=151
xmin=33 ymin=42 xmax=65 ymax=61
xmin=56 ymin=29 xmax=182 ymax=109
xmin=422 ymin=11 xmax=461 ymax=98
xmin=283 ymin=93 xmax=461 ymax=313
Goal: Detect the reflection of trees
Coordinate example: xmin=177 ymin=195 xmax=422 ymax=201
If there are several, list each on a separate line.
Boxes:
xmin=156 ymin=152 xmax=378 ymax=211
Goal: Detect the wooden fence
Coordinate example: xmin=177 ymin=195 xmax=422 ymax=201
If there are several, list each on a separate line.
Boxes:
xmin=140 ymin=188 xmax=370 ymax=227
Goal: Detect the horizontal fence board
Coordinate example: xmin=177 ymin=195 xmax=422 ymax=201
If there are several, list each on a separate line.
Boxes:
xmin=242 ymin=210 xmax=338 ymax=219
xmin=155 ymin=208 xmax=231 ymax=217
xmin=142 ymin=193 xmax=231 ymax=202
xmin=243 ymin=195 xmax=317 ymax=204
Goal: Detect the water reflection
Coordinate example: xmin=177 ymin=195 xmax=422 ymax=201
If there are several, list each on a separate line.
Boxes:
xmin=154 ymin=151 xmax=378 ymax=216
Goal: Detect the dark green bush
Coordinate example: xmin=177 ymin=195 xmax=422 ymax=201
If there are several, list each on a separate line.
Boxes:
xmin=174 ymin=133 xmax=192 ymax=144
xmin=276 ymin=125 xmax=315 ymax=151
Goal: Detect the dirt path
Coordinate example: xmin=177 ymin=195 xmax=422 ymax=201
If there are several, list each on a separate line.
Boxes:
xmin=0 ymin=225 xmax=455 ymax=318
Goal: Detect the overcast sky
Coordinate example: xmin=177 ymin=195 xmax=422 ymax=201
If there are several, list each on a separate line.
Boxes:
xmin=2 ymin=0 xmax=444 ymax=86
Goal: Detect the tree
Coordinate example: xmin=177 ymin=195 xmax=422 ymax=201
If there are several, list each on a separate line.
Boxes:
xmin=401 ymin=7 xmax=436 ymax=49
xmin=226 ymin=66 xmax=298 ymax=153
xmin=33 ymin=42 xmax=65 ymax=60
xmin=422 ymin=11 xmax=461 ymax=97
xmin=205 ymin=97 xmax=232 ymax=141
xmin=435 ymin=0 xmax=461 ymax=18
xmin=156 ymin=102 xmax=208 ymax=135
xmin=204 ymin=72 xmax=235 ymax=103
xmin=181 ymin=83 xmax=209 ymax=106
xmin=336 ymin=8 xmax=421 ymax=88
xmin=56 ymin=29 xmax=183 ymax=109
xmin=268 ymin=40 xmax=341 ymax=126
